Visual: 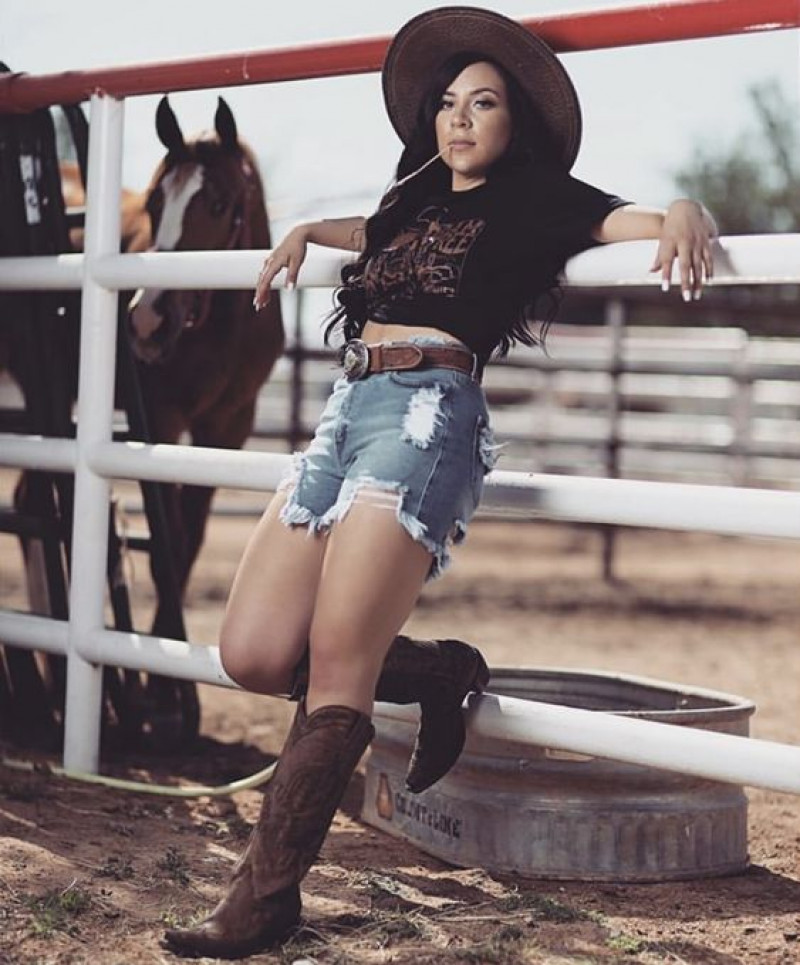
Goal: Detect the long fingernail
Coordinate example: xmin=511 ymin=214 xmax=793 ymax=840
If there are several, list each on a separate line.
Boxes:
xmin=286 ymin=281 xmax=295 ymax=291
xmin=693 ymin=290 xmax=702 ymax=301
xmin=682 ymin=290 xmax=691 ymax=303
xmin=661 ymin=279 xmax=670 ymax=293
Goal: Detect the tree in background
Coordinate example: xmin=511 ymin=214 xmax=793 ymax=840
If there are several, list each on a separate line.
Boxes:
xmin=673 ymin=81 xmax=800 ymax=234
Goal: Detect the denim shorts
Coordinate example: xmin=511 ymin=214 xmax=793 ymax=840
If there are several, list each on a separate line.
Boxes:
xmin=278 ymin=337 xmax=498 ymax=579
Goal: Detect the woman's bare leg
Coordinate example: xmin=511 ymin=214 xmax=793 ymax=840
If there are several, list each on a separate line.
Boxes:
xmin=219 ymin=491 xmax=328 ymax=694
xmin=163 ymin=497 xmax=440 ymax=961
xmin=305 ymin=496 xmax=433 ymax=715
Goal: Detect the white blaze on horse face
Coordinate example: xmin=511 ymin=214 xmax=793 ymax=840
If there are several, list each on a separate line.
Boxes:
xmin=130 ymin=165 xmax=204 ymax=343
xmin=154 ymin=165 xmax=204 ymax=252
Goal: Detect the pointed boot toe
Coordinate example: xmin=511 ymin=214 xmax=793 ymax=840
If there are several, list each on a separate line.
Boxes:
xmin=402 ymin=640 xmax=490 ymax=793
xmin=162 ymin=881 xmax=301 ymax=960
xmin=404 ymin=708 xmax=466 ymax=793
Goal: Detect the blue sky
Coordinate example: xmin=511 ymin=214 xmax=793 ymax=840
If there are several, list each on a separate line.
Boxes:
xmin=3 ymin=0 xmax=798 ymax=235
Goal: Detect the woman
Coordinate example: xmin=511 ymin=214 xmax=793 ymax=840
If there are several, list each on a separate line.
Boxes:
xmin=164 ymin=6 xmax=715 ymax=958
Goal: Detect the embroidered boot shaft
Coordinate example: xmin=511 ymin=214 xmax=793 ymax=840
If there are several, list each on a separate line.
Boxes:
xmin=163 ymin=702 xmax=374 ymax=959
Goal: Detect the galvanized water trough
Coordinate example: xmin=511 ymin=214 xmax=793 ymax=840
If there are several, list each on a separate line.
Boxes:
xmin=362 ymin=668 xmax=754 ymax=881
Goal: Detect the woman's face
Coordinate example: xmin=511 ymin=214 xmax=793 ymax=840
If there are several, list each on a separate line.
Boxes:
xmin=435 ymin=60 xmax=513 ymax=192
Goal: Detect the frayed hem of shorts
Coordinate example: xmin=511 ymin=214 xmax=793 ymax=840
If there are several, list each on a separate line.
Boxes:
xmin=397 ymin=503 xmax=452 ymax=581
xmin=277 ymin=451 xmax=305 ymax=493
xmin=279 ymin=497 xmax=330 ymax=535
xmin=278 ymin=452 xmax=333 ymax=536
xmin=279 ymin=471 xmax=462 ymax=581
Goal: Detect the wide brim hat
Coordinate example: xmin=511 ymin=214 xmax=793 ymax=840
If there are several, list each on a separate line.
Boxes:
xmin=382 ymin=5 xmax=582 ymax=170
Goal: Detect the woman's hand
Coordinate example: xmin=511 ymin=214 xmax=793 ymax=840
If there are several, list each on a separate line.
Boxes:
xmin=651 ymin=200 xmax=717 ymax=301
xmin=253 ymin=226 xmax=309 ymax=311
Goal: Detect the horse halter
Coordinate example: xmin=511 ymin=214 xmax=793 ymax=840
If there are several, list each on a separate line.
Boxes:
xmin=181 ymin=198 xmax=247 ymax=333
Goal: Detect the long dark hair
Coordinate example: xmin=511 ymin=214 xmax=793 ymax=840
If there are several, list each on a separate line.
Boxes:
xmin=324 ymin=52 xmax=563 ymax=355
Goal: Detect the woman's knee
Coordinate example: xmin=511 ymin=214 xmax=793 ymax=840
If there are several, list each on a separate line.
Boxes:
xmin=218 ymin=617 xmax=303 ymax=694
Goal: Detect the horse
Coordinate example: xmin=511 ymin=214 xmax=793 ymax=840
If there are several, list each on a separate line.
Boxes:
xmin=125 ymin=96 xmax=285 ymax=636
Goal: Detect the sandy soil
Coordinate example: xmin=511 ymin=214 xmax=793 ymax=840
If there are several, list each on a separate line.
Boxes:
xmin=2 ymin=493 xmax=800 ymax=964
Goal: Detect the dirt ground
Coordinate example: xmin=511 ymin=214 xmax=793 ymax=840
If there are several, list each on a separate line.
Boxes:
xmin=2 ymin=492 xmax=800 ymax=964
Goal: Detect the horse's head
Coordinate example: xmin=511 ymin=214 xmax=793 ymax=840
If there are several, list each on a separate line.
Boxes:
xmin=128 ymin=96 xmax=269 ymax=364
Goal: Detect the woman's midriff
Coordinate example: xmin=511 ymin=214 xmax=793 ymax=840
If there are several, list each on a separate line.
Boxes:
xmin=361 ymin=320 xmax=466 ymax=348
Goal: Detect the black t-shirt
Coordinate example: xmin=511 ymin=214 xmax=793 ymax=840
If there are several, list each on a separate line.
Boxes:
xmin=362 ymin=162 xmax=629 ymax=362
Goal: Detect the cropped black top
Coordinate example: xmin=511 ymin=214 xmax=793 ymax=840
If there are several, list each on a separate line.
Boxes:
xmin=362 ymin=162 xmax=629 ymax=362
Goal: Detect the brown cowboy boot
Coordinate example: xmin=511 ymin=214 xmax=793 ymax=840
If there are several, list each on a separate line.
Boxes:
xmin=291 ymin=635 xmax=489 ymax=793
xmin=163 ymin=702 xmax=374 ymax=959
xmin=161 ymin=705 xmax=311 ymax=958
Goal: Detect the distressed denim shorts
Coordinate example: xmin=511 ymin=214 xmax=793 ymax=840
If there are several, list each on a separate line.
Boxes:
xmin=278 ymin=337 xmax=498 ymax=579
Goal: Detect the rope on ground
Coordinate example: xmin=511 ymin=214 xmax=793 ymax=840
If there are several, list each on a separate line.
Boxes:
xmin=0 ymin=755 xmax=276 ymax=797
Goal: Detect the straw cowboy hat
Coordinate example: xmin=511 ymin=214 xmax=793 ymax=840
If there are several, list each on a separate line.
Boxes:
xmin=382 ymin=5 xmax=582 ymax=169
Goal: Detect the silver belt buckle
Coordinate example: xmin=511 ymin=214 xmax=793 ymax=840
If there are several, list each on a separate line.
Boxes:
xmin=342 ymin=338 xmax=370 ymax=381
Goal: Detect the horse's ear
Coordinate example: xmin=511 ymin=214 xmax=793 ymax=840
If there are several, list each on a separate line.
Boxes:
xmin=215 ymin=97 xmax=239 ymax=153
xmin=156 ymin=96 xmax=187 ymax=157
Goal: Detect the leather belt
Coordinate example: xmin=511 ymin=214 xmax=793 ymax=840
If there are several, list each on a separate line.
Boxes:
xmin=341 ymin=339 xmax=478 ymax=381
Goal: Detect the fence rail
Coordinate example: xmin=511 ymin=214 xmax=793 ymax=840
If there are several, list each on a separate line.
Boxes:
xmin=1 ymin=0 xmax=796 ymax=112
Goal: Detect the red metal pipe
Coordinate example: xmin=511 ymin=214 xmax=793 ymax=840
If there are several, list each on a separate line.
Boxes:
xmin=1 ymin=0 xmax=797 ymax=113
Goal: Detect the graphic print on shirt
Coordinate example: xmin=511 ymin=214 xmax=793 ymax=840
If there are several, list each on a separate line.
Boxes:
xmin=364 ymin=207 xmax=486 ymax=303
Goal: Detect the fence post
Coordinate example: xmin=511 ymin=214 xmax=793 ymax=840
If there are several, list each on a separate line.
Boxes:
xmin=288 ymin=288 xmax=304 ymax=451
xmin=601 ymin=297 xmax=626 ymax=582
xmin=731 ymin=331 xmax=754 ymax=486
xmin=535 ymin=362 xmax=556 ymax=469
xmin=62 ymin=94 xmax=124 ymax=774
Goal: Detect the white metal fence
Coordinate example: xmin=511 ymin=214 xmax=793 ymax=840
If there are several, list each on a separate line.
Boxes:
xmin=1 ymin=73 xmax=800 ymax=790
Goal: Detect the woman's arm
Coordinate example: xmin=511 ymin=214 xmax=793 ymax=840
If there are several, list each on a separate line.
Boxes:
xmin=303 ymin=217 xmax=367 ymax=252
xmin=254 ymin=217 xmax=366 ymax=310
xmin=593 ymin=200 xmax=718 ymax=301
